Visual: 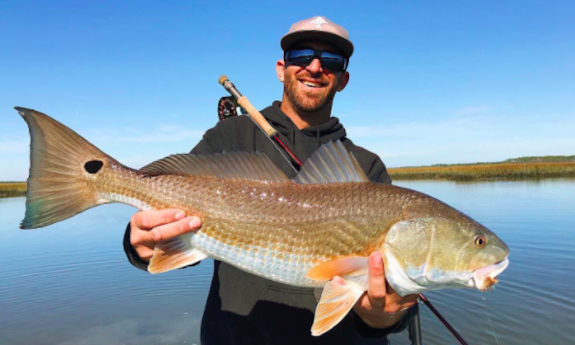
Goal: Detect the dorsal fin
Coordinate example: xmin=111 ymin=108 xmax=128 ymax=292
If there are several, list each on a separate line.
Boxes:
xmin=294 ymin=140 xmax=369 ymax=184
xmin=140 ymin=152 xmax=291 ymax=183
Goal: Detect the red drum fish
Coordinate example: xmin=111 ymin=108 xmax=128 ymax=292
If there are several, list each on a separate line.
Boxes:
xmin=16 ymin=107 xmax=510 ymax=336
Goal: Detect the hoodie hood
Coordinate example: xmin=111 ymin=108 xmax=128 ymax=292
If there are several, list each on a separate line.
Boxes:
xmin=259 ymin=101 xmax=348 ymax=168
xmin=262 ymin=101 xmax=347 ymax=147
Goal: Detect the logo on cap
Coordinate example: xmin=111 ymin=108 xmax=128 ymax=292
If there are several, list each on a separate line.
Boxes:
xmin=310 ymin=16 xmax=328 ymax=29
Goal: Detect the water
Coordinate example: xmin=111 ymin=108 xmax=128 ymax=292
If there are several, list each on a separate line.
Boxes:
xmin=1 ymin=179 xmax=574 ymax=344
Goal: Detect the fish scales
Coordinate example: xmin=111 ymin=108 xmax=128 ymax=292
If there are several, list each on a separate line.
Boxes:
xmin=192 ymin=179 xmax=402 ymax=286
xmin=98 ymin=163 xmax=409 ymax=285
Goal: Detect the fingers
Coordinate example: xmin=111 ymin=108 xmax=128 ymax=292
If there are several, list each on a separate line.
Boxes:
xmin=404 ymin=295 xmax=419 ymax=307
xmin=367 ymin=251 xmax=386 ymax=308
xmin=129 ymin=209 xmax=203 ymax=261
xmin=150 ymin=216 xmax=202 ymax=242
xmin=331 ymin=276 xmax=346 ymax=286
xmin=380 ymin=276 xmax=418 ymax=313
xmin=132 ymin=209 xmax=187 ymax=230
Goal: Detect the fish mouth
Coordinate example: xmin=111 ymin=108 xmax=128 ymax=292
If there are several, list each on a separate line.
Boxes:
xmin=472 ymin=257 xmax=509 ymax=291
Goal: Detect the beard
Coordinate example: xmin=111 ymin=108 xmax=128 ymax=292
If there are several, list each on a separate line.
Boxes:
xmin=284 ymin=71 xmax=339 ymax=113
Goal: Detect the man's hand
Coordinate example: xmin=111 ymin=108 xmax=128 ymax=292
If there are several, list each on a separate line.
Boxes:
xmin=129 ymin=209 xmax=202 ymax=262
xmin=352 ymin=251 xmax=418 ymax=329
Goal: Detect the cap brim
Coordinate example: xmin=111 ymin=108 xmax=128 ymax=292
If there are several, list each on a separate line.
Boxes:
xmin=281 ymin=31 xmax=354 ymax=58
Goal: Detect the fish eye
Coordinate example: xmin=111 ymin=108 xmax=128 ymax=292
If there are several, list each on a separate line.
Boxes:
xmin=474 ymin=235 xmax=487 ymax=248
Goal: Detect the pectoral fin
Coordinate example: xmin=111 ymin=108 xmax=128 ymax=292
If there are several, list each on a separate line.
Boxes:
xmin=148 ymin=233 xmax=208 ymax=274
xmin=306 ymin=257 xmax=369 ymax=281
xmin=312 ymin=277 xmax=365 ymax=336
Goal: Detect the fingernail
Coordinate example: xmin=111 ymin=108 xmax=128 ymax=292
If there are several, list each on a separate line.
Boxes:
xmin=175 ymin=211 xmax=186 ymax=220
xmin=189 ymin=217 xmax=201 ymax=229
xmin=333 ymin=278 xmax=346 ymax=286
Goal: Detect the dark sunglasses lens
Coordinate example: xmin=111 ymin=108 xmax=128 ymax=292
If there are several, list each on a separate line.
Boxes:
xmin=286 ymin=49 xmax=314 ymax=66
xmin=320 ymin=52 xmax=346 ymax=72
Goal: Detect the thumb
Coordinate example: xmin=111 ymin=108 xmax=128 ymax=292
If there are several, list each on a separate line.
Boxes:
xmin=367 ymin=251 xmax=387 ymax=307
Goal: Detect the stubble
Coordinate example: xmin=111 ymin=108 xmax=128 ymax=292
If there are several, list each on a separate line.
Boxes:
xmin=284 ymin=71 xmax=339 ymax=113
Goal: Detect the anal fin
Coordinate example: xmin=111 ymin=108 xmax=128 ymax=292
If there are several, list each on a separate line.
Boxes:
xmin=312 ymin=277 xmax=365 ymax=336
xmin=148 ymin=233 xmax=207 ymax=274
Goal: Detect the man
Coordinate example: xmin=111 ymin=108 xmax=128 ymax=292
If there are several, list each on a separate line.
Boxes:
xmin=124 ymin=16 xmax=418 ymax=344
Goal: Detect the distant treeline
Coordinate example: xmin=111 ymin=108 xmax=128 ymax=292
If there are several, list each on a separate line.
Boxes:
xmin=0 ymin=182 xmax=27 ymax=198
xmin=389 ymin=162 xmax=575 ymax=181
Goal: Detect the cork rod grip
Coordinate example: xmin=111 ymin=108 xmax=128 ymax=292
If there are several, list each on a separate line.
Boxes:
xmin=218 ymin=75 xmax=229 ymax=85
xmin=236 ymin=96 xmax=277 ymax=137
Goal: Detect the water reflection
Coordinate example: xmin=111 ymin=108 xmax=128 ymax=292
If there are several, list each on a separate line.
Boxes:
xmin=0 ymin=198 xmax=211 ymax=345
xmin=1 ymin=179 xmax=574 ymax=344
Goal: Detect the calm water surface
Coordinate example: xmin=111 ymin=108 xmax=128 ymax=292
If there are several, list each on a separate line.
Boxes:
xmin=1 ymin=179 xmax=574 ymax=344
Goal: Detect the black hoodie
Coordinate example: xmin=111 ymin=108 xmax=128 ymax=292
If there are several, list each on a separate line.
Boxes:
xmin=124 ymin=102 xmax=415 ymax=344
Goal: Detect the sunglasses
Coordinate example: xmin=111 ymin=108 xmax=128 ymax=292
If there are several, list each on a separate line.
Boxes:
xmin=284 ymin=49 xmax=348 ymax=73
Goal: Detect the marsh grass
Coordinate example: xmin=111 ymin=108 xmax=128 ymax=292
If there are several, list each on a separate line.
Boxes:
xmin=0 ymin=182 xmax=27 ymax=198
xmin=388 ymin=162 xmax=575 ymax=181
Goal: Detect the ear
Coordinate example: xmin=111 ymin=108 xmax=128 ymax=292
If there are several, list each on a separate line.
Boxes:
xmin=276 ymin=59 xmax=286 ymax=82
xmin=337 ymin=71 xmax=349 ymax=92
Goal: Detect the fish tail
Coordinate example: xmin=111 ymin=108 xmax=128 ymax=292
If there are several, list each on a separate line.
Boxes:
xmin=16 ymin=107 xmax=117 ymax=229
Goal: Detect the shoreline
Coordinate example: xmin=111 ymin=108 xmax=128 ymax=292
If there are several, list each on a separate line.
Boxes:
xmin=0 ymin=183 xmax=27 ymax=198
xmin=2 ymin=162 xmax=575 ymax=198
xmin=388 ymin=162 xmax=575 ymax=181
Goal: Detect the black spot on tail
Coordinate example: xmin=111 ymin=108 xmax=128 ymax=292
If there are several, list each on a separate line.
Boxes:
xmin=84 ymin=160 xmax=103 ymax=174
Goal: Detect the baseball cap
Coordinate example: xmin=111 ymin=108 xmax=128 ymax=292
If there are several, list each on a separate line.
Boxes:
xmin=281 ymin=16 xmax=354 ymax=58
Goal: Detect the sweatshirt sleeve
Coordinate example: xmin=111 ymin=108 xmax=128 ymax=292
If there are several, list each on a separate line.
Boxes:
xmin=342 ymin=138 xmax=392 ymax=185
xmin=371 ymin=157 xmax=392 ymax=185
xmin=122 ymin=120 xmax=237 ymax=271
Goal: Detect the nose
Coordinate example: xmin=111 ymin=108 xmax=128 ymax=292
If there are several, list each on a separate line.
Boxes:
xmin=305 ymin=58 xmax=323 ymax=75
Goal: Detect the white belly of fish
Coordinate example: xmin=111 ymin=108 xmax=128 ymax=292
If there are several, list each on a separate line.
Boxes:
xmin=192 ymin=232 xmax=326 ymax=288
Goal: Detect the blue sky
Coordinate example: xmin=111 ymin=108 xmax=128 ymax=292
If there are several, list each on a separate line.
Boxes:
xmin=1 ymin=0 xmax=574 ymax=181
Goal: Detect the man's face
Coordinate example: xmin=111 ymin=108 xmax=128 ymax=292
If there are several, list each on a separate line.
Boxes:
xmin=279 ymin=42 xmax=349 ymax=113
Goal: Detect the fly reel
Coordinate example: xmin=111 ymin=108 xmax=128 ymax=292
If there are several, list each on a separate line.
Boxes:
xmin=217 ymin=96 xmax=245 ymax=121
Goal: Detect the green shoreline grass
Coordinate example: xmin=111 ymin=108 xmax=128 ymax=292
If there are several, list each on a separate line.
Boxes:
xmin=388 ymin=162 xmax=575 ymax=181
xmin=0 ymin=182 xmax=27 ymax=198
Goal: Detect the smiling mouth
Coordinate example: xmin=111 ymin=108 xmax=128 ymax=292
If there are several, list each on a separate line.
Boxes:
xmin=300 ymin=80 xmax=325 ymax=88
xmin=472 ymin=258 xmax=510 ymax=291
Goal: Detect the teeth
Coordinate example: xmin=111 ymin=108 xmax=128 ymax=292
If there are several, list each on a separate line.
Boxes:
xmin=303 ymin=81 xmax=321 ymax=88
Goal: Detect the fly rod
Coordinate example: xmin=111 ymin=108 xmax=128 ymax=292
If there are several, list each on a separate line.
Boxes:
xmin=218 ymin=75 xmax=303 ymax=172
xmin=419 ymin=294 xmax=469 ymax=345
xmin=218 ymin=75 xmax=469 ymax=345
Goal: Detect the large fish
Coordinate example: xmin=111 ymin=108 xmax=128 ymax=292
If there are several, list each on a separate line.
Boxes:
xmin=16 ymin=107 xmax=510 ymax=336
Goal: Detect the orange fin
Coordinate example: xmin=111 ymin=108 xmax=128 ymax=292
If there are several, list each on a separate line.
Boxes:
xmin=306 ymin=257 xmax=369 ymax=281
xmin=148 ymin=233 xmax=207 ymax=274
xmin=311 ymin=278 xmax=365 ymax=336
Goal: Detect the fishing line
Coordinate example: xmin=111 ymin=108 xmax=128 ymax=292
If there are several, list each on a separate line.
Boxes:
xmin=481 ymin=296 xmax=501 ymax=345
